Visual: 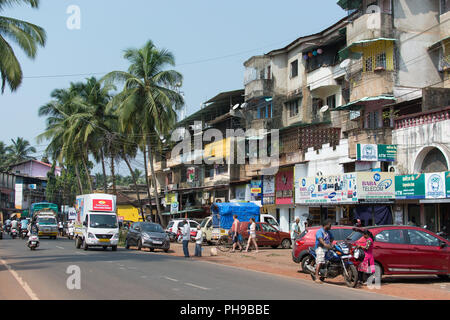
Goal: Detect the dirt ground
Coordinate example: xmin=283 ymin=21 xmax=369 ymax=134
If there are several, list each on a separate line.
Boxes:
xmin=138 ymin=241 xmax=450 ymax=300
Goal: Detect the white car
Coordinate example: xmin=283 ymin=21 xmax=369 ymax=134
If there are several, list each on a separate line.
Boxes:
xmin=166 ymin=219 xmax=199 ymax=234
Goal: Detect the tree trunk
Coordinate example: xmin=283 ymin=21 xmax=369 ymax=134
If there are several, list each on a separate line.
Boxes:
xmin=74 ymin=164 xmax=83 ymax=194
xmin=123 ymin=155 xmax=144 ymax=221
xmin=110 ymin=155 xmax=117 ymax=195
xmin=142 ymin=144 xmax=152 ymax=220
xmin=100 ymin=148 xmax=108 ymax=193
xmin=147 ymin=136 xmax=163 ymax=226
xmin=81 ymin=148 xmax=93 ymax=193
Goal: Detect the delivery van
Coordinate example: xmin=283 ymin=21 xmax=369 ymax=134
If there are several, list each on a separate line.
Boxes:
xmin=74 ymin=194 xmax=119 ymax=251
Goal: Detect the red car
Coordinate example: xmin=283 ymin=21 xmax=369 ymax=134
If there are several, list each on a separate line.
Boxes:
xmin=292 ymin=226 xmax=355 ymax=272
xmin=239 ymin=222 xmax=292 ymax=249
xmin=348 ymin=225 xmax=450 ymax=279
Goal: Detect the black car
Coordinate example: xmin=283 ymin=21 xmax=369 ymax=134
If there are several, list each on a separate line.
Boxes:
xmin=125 ymin=222 xmax=170 ymax=252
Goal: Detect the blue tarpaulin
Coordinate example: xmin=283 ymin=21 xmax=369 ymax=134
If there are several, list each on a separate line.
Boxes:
xmin=211 ymin=202 xmax=261 ymax=229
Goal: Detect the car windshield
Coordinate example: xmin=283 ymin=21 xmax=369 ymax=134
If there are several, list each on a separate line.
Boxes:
xmin=89 ymin=214 xmax=118 ymax=229
xmin=347 ymin=231 xmax=364 ymax=242
xmin=141 ymin=223 xmax=164 ymax=233
xmin=200 ymin=218 xmax=209 ymax=228
xmin=37 ymin=218 xmax=56 ymax=225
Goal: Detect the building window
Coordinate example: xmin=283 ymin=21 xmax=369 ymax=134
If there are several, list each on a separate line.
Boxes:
xmin=205 ymin=165 xmax=214 ymax=178
xmin=375 ymin=52 xmax=387 ymax=69
xmin=290 ymin=59 xmax=298 ymax=78
xmin=257 ymin=102 xmax=272 ymax=119
xmin=326 ymin=95 xmax=336 ymax=109
xmin=286 ymin=99 xmax=300 ymax=117
xmin=362 ymin=41 xmax=394 ymax=72
xmin=216 ymin=165 xmax=227 ymax=175
xmin=441 ymin=0 xmax=449 ymax=14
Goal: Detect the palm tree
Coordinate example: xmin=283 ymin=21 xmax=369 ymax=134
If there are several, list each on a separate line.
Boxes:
xmin=103 ymin=40 xmax=184 ymax=225
xmin=0 ymin=0 xmax=46 ymax=93
xmin=0 ymin=140 xmax=8 ymax=170
xmin=6 ymin=137 xmax=36 ymax=164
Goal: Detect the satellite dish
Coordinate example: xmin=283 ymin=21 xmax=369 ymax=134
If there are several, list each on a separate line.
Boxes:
xmin=340 ymin=59 xmax=350 ymax=69
xmin=320 ymin=105 xmax=329 ymax=113
xmin=232 ymin=104 xmax=240 ymax=110
xmin=366 ymin=4 xmax=381 ymax=14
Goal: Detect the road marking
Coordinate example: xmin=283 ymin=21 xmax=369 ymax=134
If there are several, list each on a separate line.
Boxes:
xmin=56 ymin=246 xmax=64 ymax=250
xmin=185 ymin=282 xmax=210 ymax=290
xmin=164 ymin=276 xmax=179 ymax=282
xmin=76 ymin=252 xmax=87 ymax=255
xmin=0 ymin=258 xmax=39 ymax=300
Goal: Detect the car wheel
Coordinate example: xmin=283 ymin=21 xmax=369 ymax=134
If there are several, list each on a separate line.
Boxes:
xmin=137 ymin=239 xmax=142 ymax=251
xmin=83 ymin=239 xmax=89 ymax=251
xmin=281 ymin=239 xmax=291 ymax=249
xmin=437 ymin=274 xmax=449 ymax=281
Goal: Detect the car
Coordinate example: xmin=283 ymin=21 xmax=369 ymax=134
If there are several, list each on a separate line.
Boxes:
xmin=292 ymin=225 xmax=355 ymax=272
xmin=347 ymin=225 xmax=450 ymax=279
xmin=166 ymin=219 xmax=199 ymax=234
xmin=238 ymin=221 xmax=292 ymax=249
xmin=125 ymin=222 xmax=170 ymax=252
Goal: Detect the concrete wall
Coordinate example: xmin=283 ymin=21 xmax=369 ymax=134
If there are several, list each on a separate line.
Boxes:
xmin=304 ymin=140 xmax=352 ymax=176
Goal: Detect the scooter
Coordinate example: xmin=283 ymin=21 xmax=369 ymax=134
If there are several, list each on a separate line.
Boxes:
xmin=20 ymin=228 xmax=28 ymax=239
xmin=67 ymin=225 xmax=74 ymax=240
xmin=10 ymin=228 xmax=18 ymax=239
xmin=27 ymin=233 xmax=40 ymax=250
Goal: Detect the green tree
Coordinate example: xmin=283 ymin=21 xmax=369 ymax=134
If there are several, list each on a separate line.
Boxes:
xmin=103 ymin=40 xmax=184 ymax=225
xmin=0 ymin=141 xmax=8 ymax=170
xmin=6 ymin=137 xmax=36 ymax=164
xmin=0 ymin=0 xmax=46 ymax=93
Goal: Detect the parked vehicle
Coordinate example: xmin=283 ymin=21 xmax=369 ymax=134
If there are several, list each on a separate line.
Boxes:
xmin=303 ymin=242 xmax=358 ymax=287
xmin=10 ymin=228 xmax=18 ymax=239
xmin=32 ymin=202 xmax=59 ymax=239
xmin=27 ymin=233 xmax=40 ymax=250
xmin=347 ymin=225 xmax=450 ymax=279
xmin=74 ymin=194 xmax=119 ymax=251
xmin=238 ymin=221 xmax=292 ymax=249
xmin=166 ymin=219 xmax=199 ymax=243
xmin=292 ymin=226 xmax=355 ymax=272
xmin=125 ymin=222 xmax=170 ymax=252
xmin=166 ymin=231 xmax=177 ymax=242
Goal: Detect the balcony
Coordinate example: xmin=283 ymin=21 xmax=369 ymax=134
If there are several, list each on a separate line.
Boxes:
xmin=307 ymin=65 xmax=346 ymax=91
xmin=347 ymin=127 xmax=393 ymax=158
xmin=346 ymin=12 xmax=393 ymax=45
xmin=245 ymin=79 xmax=274 ymax=101
xmin=394 ymin=107 xmax=450 ymax=130
xmin=350 ymin=70 xmax=394 ymax=102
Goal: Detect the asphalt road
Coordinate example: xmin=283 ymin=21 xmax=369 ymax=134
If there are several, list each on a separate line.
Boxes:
xmin=0 ymin=234 xmax=398 ymax=300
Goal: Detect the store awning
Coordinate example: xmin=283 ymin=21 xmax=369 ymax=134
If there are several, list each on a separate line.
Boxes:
xmin=333 ymin=95 xmax=396 ymax=111
xmin=337 ymin=0 xmax=362 ymax=10
xmin=339 ymin=38 xmax=396 ymax=61
xmin=428 ymin=36 xmax=450 ymax=50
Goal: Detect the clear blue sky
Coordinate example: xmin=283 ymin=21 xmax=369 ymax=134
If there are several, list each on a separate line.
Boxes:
xmin=0 ymin=0 xmax=345 ymax=173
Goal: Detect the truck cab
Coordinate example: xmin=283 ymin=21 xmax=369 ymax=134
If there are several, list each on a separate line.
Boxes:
xmin=74 ymin=194 xmax=119 ymax=251
xmin=36 ymin=213 xmax=58 ymax=239
xmin=260 ymin=214 xmax=280 ymax=230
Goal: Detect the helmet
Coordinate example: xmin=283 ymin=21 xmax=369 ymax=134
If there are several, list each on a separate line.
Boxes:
xmin=353 ymin=248 xmax=365 ymax=261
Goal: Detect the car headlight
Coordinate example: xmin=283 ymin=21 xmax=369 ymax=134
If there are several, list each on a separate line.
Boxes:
xmin=112 ymin=233 xmax=119 ymax=240
xmin=142 ymin=234 xmax=150 ymax=240
xmin=88 ymin=232 xmax=95 ymax=239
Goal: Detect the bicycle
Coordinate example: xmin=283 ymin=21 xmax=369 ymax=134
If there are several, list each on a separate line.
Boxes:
xmin=216 ymin=234 xmax=250 ymax=252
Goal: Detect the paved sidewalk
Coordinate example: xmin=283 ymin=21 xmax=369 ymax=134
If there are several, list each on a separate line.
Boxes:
xmin=138 ymin=241 xmax=450 ymax=300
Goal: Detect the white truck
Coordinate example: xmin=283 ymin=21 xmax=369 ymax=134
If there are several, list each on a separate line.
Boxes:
xmin=74 ymin=194 xmax=119 ymax=251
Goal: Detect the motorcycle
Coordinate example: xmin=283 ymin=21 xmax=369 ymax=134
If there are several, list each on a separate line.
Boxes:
xmin=304 ymin=242 xmax=358 ymax=288
xmin=67 ymin=225 xmax=74 ymax=240
xmin=5 ymin=225 xmax=11 ymax=234
xmin=27 ymin=233 xmax=40 ymax=250
xmin=10 ymin=228 xmax=18 ymax=239
xmin=20 ymin=228 xmax=28 ymax=240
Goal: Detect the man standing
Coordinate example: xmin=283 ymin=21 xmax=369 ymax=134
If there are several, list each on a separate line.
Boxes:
xmin=182 ymin=220 xmax=190 ymax=258
xmin=314 ymin=220 xmax=334 ymax=284
xmin=291 ymin=217 xmax=301 ymax=245
xmin=194 ymin=225 xmax=203 ymax=257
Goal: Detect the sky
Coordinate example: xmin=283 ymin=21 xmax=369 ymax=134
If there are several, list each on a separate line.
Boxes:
xmin=0 ymin=0 xmax=345 ymax=174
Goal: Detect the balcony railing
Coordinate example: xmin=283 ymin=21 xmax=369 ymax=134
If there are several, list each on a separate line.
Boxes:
xmin=347 ymin=12 xmax=393 ymax=45
xmin=394 ymin=107 xmax=450 ymax=130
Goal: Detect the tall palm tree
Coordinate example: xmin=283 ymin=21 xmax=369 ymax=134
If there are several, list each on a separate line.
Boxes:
xmin=0 ymin=140 xmax=8 ymax=169
xmin=6 ymin=137 xmax=36 ymax=164
xmin=103 ymin=40 xmax=184 ymax=225
xmin=0 ymin=0 xmax=46 ymax=93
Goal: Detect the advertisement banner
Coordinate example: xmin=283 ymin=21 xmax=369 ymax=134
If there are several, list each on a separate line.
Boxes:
xmin=15 ymin=183 xmax=23 ymax=209
xmin=425 ymin=172 xmax=446 ymax=199
xmin=395 ymin=174 xmax=425 ymax=199
xmin=187 ymin=167 xmax=195 ymax=183
xmin=275 ymin=168 xmax=294 ymax=205
xmin=297 ymin=175 xmax=346 ymax=204
xmin=263 ymin=176 xmax=275 ymax=205
xmin=344 ymin=173 xmax=358 ymax=202
xmin=446 ymin=172 xmax=450 ymax=198
xmin=357 ymin=172 xmax=395 ymax=200
xmin=68 ymin=207 xmax=77 ymax=220
xmin=165 ymin=193 xmax=177 ymax=205
xmin=357 ymin=144 xmax=397 ymax=162
xmin=92 ymin=199 xmax=113 ymax=211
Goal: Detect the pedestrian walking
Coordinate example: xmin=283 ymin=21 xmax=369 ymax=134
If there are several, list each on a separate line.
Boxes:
xmin=230 ymin=215 xmax=243 ymax=252
xmin=58 ymin=220 xmax=63 ymax=236
xmin=194 ymin=225 xmax=203 ymax=257
xmin=356 ymin=230 xmax=375 ymax=286
xmin=182 ymin=219 xmax=190 ymax=258
xmin=245 ymin=218 xmax=258 ymax=253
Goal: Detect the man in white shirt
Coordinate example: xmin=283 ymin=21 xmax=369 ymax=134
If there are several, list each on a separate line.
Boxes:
xmin=182 ymin=220 xmax=190 ymax=258
xmin=194 ymin=225 xmax=203 ymax=257
xmin=291 ymin=217 xmax=301 ymax=245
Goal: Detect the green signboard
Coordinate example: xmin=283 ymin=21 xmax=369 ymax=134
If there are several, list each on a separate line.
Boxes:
xmin=446 ymin=172 xmax=450 ymax=198
xmin=357 ymin=144 xmax=397 ymax=162
xmin=395 ymin=174 xmax=425 ymax=199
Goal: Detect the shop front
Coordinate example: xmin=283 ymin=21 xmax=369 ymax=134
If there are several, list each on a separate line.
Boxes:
xmin=275 ymin=167 xmax=294 ymax=233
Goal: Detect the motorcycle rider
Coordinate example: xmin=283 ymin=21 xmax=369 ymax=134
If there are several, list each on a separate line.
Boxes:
xmin=10 ymin=218 xmax=19 ymax=232
xmin=5 ymin=218 xmax=11 ymax=233
xmin=314 ymin=219 xmax=334 ymax=284
xmin=20 ymin=218 xmax=29 ymax=234
xmin=27 ymin=219 xmax=39 ymax=235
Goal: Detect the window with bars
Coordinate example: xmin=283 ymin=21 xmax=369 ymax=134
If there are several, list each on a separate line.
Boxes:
xmin=286 ymin=99 xmax=300 ymax=117
xmin=326 ymin=95 xmax=336 ymax=109
xmin=291 ymin=59 xmax=298 ymax=78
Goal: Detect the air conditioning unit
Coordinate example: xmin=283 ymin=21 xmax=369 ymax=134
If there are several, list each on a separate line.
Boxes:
xmin=388 ymin=165 xmax=398 ymax=173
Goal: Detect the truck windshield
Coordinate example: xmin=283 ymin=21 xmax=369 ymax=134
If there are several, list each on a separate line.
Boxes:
xmin=200 ymin=218 xmax=209 ymax=228
xmin=89 ymin=214 xmax=118 ymax=229
xmin=37 ymin=218 xmax=56 ymax=225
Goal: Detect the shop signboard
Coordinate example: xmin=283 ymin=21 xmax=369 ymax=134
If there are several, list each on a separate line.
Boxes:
xmin=357 ymin=144 xmax=397 ymax=162
xmin=343 ymin=173 xmax=358 ymax=202
xmin=425 ymin=172 xmax=446 ymax=199
xmin=263 ymin=176 xmax=275 ymax=205
xmin=446 ymin=172 xmax=450 ymax=198
xmin=395 ymin=174 xmax=425 ymax=199
xmin=187 ymin=167 xmax=195 ymax=183
xmin=165 ymin=193 xmax=177 ymax=205
xmin=356 ymin=172 xmax=395 ymax=200
xmin=250 ymin=180 xmax=262 ymax=202
xmin=275 ymin=168 xmax=294 ymax=205
xmin=297 ymin=175 xmax=345 ymax=204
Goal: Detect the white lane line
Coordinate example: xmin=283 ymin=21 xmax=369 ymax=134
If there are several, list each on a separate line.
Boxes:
xmin=0 ymin=258 xmax=39 ymax=300
xmin=185 ymin=282 xmax=210 ymax=290
xmin=56 ymin=246 xmax=64 ymax=250
xmin=164 ymin=276 xmax=179 ymax=282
